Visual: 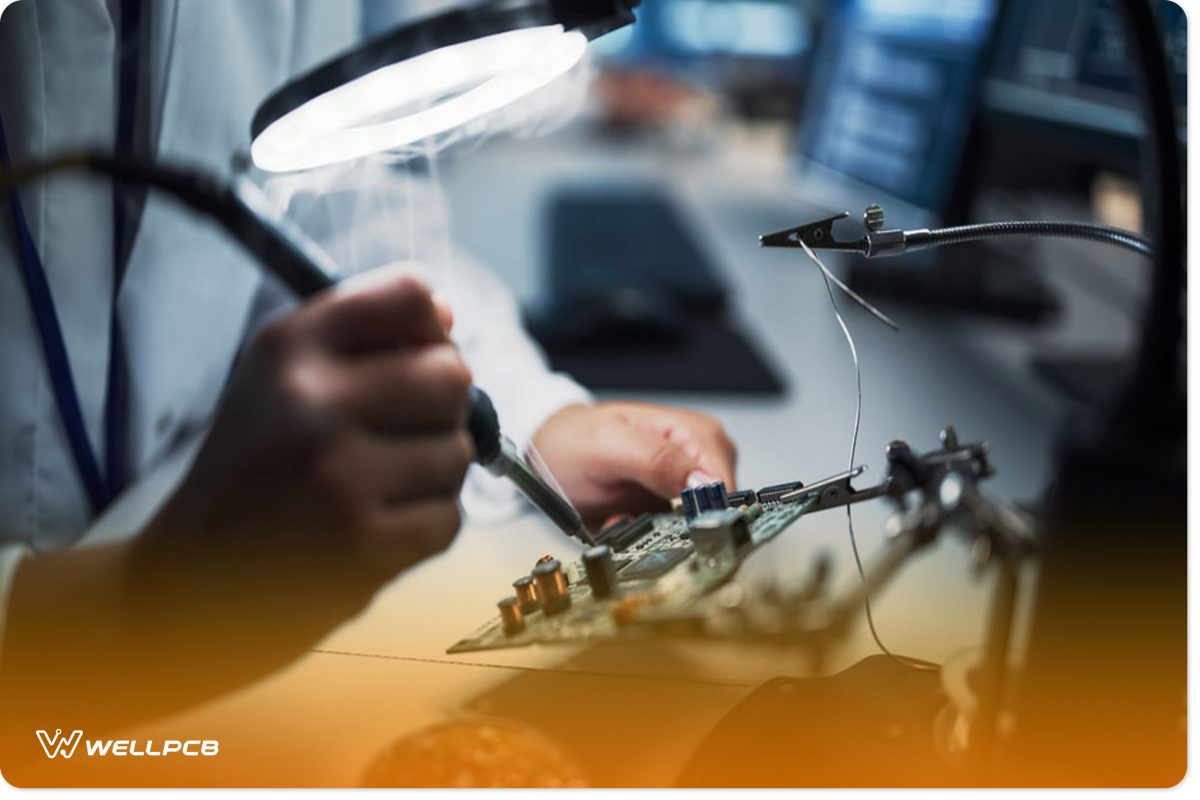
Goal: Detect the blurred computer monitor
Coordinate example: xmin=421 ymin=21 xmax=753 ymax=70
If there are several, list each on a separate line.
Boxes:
xmin=793 ymin=0 xmax=1183 ymax=220
xmin=787 ymin=0 xmax=1059 ymax=319
xmin=592 ymin=0 xmax=819 ymax=117
xmin=794 ymin=0 xmax=1002 ymax=224
xmin=982 ymin=0 xmax=1186 ymax=170
xmin=792 ymin=0 xmax=1183 ymax=323
xmin=595 ymin=0 xmax=814 ymax=62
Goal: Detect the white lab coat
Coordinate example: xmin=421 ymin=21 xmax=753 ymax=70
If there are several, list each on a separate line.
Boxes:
xmin=0 ymin=0 xmax=589 ymax=650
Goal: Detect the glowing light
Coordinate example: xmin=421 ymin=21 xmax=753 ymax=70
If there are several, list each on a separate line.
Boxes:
xmin=252 ymin=25 xmax=588 ymax=172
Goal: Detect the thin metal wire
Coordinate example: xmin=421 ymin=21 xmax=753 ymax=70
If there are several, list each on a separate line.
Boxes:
xmin=806 ymin=254 xmax=901 ymax=331
xmin=798 ymin=239 xmax=938 ymax=672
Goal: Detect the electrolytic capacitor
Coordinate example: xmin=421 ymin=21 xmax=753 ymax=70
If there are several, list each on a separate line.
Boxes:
xmin=512 ymin=575 xmax=540 ymax=614
xmin=498 ymin=596 xmax=525 ymax=636
xmin=704 ymin=482 xmax=729 ymax=512
xmin=680 ymin=487 xmax=700 ymax=520
xmin=532 ymin=558 xmax=571 ymax=615
xmin=582 ymin=545 xmax=619 ymax=600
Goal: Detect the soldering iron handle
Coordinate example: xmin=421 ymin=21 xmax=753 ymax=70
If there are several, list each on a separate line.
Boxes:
xmin=466 ymin=386 xmax=502 ymax=466
xmin=229 ymin=179 xmax=506 ymax=468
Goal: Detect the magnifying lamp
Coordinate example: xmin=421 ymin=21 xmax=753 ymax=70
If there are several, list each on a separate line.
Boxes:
xmin=250 ymin=0 xmax=640 ymax=172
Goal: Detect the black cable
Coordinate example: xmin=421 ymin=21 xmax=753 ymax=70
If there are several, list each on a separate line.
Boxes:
xmin=916 ymin=220 xmax=1154 ymax=258
xmin=1109 ymin=0 xmax=1185 ymax=429
xmin=0 ymin=151 xmax=339 ymax=297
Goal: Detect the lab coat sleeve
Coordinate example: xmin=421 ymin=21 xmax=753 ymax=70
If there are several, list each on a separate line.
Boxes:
xmin=448 ymin=249 xmax=593 ymax=456
xmin=0 ymin=543 xmax=30 ymax=669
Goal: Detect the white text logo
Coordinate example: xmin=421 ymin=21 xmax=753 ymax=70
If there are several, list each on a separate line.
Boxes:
xmin=36 ymin=729 xmax=219 ymax=759
xmin=36 ymin=729 xmax=83 ymax=759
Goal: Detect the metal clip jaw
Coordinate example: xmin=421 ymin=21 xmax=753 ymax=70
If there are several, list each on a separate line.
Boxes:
xmin=779 ymin=465 xmax=888 ymax=510
xmin=760 ymin=205 xmax=921 ymax=258
xmin=777 ymin=427 xmax=998 ymax=516
xmin=758 ymin=211 xmax=868 ymax=253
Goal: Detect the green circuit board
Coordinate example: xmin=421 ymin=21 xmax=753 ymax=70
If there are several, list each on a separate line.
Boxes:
xmin=447 ymin=497 xmax=816 ymax=654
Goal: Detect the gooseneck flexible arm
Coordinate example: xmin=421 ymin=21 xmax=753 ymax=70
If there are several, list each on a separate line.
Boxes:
xmin=760 ymin=211 xmax=1154 ymax=259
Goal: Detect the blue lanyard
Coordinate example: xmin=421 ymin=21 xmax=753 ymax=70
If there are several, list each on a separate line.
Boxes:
xmin=0 ymin=0 xmax=141 ymax=514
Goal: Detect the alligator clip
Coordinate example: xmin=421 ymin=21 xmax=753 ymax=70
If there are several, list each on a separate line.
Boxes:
xmin=759 ymin=211 xmax=867 ymax=253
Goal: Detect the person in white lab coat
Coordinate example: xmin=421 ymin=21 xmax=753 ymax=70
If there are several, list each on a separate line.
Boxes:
xmin=0 ymin=1 xmax=736 ymax=730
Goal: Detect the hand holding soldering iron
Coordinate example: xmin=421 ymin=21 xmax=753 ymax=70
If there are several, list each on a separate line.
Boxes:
xmin=131 ymin=268 xmax=474 ymax=660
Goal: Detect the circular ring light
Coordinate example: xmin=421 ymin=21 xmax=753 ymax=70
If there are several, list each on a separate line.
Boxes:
xmin=250 ymin=1 xmax=637 ymax=173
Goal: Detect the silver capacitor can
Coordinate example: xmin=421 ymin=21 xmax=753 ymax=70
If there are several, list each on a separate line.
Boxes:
xmin=689 ymin=509 xmax=741 ymax=572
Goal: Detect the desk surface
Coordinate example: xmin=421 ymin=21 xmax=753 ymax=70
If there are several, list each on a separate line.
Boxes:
xmin=91 ymin=132 xmax=1097 ymax=787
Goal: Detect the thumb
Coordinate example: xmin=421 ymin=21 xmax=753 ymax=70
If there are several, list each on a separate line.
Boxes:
xmin=431 ymin=292 xmax=454 ymax=336
xmin=600 ymin=424 xmax=703 ymax=500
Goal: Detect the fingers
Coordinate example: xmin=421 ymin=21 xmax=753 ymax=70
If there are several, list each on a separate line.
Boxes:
xmin=256 ymin=269 xmax=473 ymax=437
xmin=432 ymin=293 xmax=454 ymax=336
xmin=317 ymin=430 xmax=473 ymax=508
xmin=305 ymin=430 xmax=471 ymax=577
xmin=636 ymin=409 xmax=738 ymax=490
xmin=684 ymin=423 xmax=737 ymax=489
xmin=335 ymin=344 xmax=473 ymax=433
xmin=304 ymin=268 xmax=448 ymax=353
xmin=599 ymin=421 xmax=702 ymax=500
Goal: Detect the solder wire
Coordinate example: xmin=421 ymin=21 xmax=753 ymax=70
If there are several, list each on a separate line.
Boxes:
xmin=797 ymin=239 xmax=938 ymax=672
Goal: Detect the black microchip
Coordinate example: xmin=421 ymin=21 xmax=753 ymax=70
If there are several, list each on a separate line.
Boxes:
xmin=597 ymin=513 xmax=656 ymax=552
xmin=757 ymin=480 xmax=805 ymax=505
xmin=618 ymin=547 xmax=691 ymax=581
xmin=726 ymin=489 xmax=757 ymax=507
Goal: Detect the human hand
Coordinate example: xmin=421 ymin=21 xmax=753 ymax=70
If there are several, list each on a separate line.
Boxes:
xmin=531 ymin=401 xmax=737 ymax=529
xmin=135 ymin=267 xmax=473 ymax=657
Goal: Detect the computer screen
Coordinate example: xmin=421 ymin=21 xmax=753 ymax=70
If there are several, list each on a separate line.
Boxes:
xmin=592 ymin=0 xmax=815 ymax=63
xmin=589 ymin=0 xmax=821 ymax=119
xmin=983 ymin=0 xmax=1186 ymax=147
xmin=795 ymin=0 xmax=1002 ymax=217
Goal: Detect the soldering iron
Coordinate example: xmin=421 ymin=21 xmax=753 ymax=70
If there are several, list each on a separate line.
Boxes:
xmin=0 ymin=152 xmax=593 ymax=546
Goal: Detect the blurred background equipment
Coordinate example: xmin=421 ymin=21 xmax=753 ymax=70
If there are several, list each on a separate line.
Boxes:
xmin=797 ymin=0 xmax=1001 ymax=221
xmin=973 ymin=0 xmax=1187 ymax=407
xmin=793 ymin=0 xmax=1063 ymax=321
xmin=527 ymin=183 xmax=786 ymax=393
xmin=464 ymin=0 xmax=1184 ymax=410
xmin=590 ymin=0 xmax=819 ymax=119
xmin=795 ymin=0 xmax=1185 ymax=328
xmin=520 ymin=0 xmax=822 ymax=394
xmin=983 ymin=0 xmax=1187 ymax=171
